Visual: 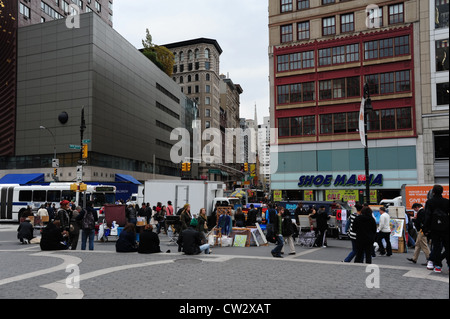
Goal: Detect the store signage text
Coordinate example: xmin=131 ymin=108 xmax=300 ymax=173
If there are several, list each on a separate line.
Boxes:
xmin=298 ymin=174 xmax=383 ymax=188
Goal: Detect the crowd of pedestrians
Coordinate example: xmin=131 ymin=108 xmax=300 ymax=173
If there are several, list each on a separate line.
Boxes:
xmin=15 ymin=184 xmax=448 ymax=273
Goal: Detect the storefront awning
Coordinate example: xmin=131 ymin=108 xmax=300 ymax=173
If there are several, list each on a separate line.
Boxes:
xmin=115 ymin=174 xmax=142 ymax=185
xmin=0 ymin=173 xmax=45 ymax=184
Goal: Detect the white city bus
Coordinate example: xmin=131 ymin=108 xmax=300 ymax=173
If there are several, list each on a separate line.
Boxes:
xmin=0 ymin=183 xmax=116 ymax=222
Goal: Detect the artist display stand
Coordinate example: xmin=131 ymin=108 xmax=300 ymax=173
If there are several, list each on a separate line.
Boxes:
xmin=212 ymin=206 xmax=267 ymax=247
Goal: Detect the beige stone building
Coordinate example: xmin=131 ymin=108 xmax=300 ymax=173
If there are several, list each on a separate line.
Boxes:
xmin=164 ymin=38 xmax=243 ymax=184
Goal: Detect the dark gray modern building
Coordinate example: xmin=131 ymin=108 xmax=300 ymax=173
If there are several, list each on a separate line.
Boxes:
xmin=0 ymin=13 xmax=193 ymax=184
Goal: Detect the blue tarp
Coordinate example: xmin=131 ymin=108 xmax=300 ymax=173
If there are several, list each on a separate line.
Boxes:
xmin=0 ymin=173 xmax=45 ymax=184
xmin=115 ymin=174 xmax=141 ymax=185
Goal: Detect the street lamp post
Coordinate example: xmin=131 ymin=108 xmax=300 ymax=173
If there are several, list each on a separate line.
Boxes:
xmin=40 ymin=125 xmax=58 ymax=181
xmin=363 ymin=83 xmax=373 ymax=204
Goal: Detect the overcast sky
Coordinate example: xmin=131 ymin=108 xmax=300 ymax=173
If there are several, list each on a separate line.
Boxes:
xmin=112 ymin=0 xmax=270 ymax=123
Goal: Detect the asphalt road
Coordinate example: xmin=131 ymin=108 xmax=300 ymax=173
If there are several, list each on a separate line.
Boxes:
xmin=1 ymin=223 xmax=448 ymax=307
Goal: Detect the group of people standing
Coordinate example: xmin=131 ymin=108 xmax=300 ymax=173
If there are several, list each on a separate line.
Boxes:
xmin=343 ymin=184 xmax=448 ymax=273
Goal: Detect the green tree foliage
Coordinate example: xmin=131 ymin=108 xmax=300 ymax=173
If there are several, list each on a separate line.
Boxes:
xmin=141 ymin=29 xmax=174 ymax=77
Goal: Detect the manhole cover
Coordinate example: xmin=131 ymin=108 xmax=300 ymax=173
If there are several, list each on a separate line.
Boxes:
xmin=174 ymin=258 xmax=203 ymax=265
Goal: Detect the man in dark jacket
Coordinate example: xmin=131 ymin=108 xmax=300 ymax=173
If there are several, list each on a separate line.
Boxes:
xmin=423 ymin=185 xmax=449 ymax=273
xmin=40 ymin=221 xmax=69 ymax=251
xmin=17 ymin=218 xmax=34 ymax=244
xmin=177 ymin=219 xmax=210 ymax=255
xmin=310 ymin=206 xmax=329 ymax=247
xmin=353 ymin=207 xmax=377 ymax=264
xmin=246 ymin=204 xmax=258 ymax=226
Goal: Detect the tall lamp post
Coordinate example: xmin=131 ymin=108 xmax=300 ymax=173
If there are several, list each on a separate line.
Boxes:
xmin=40 ymin=126 xmax=58 ymax=181
xmin=363 ymin=83 xmax=373 ymax=204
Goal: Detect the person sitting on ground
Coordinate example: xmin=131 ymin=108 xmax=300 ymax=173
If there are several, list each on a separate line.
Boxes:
xmin=138 ymin=224 xmax=162 ymax=254
xmin=177 ymin=218 xmax=211 ymax=255
xmin=40 ymin=220 xmax=69 ymax=251
xmin=17 ymin=218 xmax=34 ymax=244
xmin=116 ymin=223 xmax=138 ymax=253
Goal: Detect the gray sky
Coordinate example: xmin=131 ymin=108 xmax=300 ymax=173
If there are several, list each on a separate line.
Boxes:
xmin=112 ymin=0 xmax=269 ymax=123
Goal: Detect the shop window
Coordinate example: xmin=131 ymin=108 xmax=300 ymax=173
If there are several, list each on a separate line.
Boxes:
xmin=437 ymin=82 xmax=450 ymax=105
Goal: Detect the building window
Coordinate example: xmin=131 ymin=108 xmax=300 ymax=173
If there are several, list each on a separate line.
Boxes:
xmin=434 ymin=131 xmax=450 ymax=160
xmin=297 ymin=21 xmax=310 ymax=40
xmin=281 ymin=24 xmax=293 ymax=43
xmin=381 ymin=109 xmax=396 ymax=130
xmin=435 ymin=0 xmax=449 ymax=29
xmin=341 ymin=13 xmax=354 ymax=33
xmin=279 ymin=116 xmax=316 ymax=137
xmin=319 ymin=44 xmax=359 ymax=66
xmin=437 ymin=82 xmax=450 ymax=105
xmin=366 ymin=71 xmax=411 ymax=95
xmin=396 ymin=108 xmax=412 ymax=129
xmin=278 ymin=118 xmax=290 ymax=137
xmin=319 ymin=80 xmax=332 ymax=100
xmin=364 ymin=35 xmax=410 ymax=60
xmin=322 ymin=17 xmax=336 ymax=36
xmin=297 ymin=0 xmax=309 ymax=10
xmin=281 ymin=0 xmax=293 ymax=13
xmin=436 ymin=39 xmax=449 ymax=71
xmin=277 ymin=50 xmax=314 ymax=72
xmin=302 ymin=51 xmax=314 ymax=69
xmin=320 ymin=114 xmax=333 ymax=134
xmin=319 ymin=48 xmax=332 ymax=66
xmin=20 ymin=3 xmax=31 ymax=18
xmin=395 ymin=70 xmax=411 ymax=92
xmin=380 ymin=72 xmax=394 ymax=94
xmin=322 ymin=0 xmax=335 ymax=4
xmin=277 ymin=82 xmax=315 ymax=104
xmin=389 ymin=3 xmax=404 ymax=25
xmin=319 ymin=76 xmax=361 ymax=100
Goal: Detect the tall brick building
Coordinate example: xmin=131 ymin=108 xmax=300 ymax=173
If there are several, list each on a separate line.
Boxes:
xmin=268 ymin=0 xmax=448 ymax=202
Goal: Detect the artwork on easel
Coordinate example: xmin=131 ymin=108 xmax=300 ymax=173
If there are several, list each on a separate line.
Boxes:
xmin=233 ymin=235 xmax=247 ymax=247
xmin=256 ymin=223 xmax=267 ymax=244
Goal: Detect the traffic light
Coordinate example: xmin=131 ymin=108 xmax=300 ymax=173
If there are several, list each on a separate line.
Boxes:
xmin=182 ymin=162 xmax=191 ymax=172
xmin=244 ymin=163 xmax=249 ymax=172
xmin=54 ymin=168 xmax=58 ymax=176
xmin=82 ymin=144 xmax=88 ymax=159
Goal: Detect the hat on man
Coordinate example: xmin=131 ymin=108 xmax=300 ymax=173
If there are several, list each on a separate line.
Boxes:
xmin=190 ymin=218 xmax=198 ymax=227
xmin=60 ymin=200 xmax=70 ymax=206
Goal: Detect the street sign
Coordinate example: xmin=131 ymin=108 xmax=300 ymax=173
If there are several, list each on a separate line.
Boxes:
xmin=82 ymin=139 xmax=91 ymax=144
xmin=69 ymin=144 xmax=82 ymax=150
xmin=77 ymin=160 xmax=87 ymax=165
xmin=76 ymin=166 xmax=83 ymax=183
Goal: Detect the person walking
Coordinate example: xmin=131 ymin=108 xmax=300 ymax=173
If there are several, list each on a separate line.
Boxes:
xmin=69 ymin=206 xmax=82 ymax=250
xmin=310 ymin=205 xmax=329 ymax=247
xmin=343 ymin=204 xmax=362 ymax=262
xmin=376 ymin=206 xmax=392 ymax=256
xmin=353 ymin=206 xmax=377 ymax=264
xmin=407 ymin=203 xmax=430 ymax=265
xmin=76 ymin=201 xmax=98 ymax=251
xmin=281 ymin=209 xmax=296 ymax=255
xmin=271 ymin=206 xmax=284 ymax=258
xmin=423 ymin=184 xmax=449 ymax=273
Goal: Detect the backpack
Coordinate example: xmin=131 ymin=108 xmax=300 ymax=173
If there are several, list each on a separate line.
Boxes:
xmin=82 ymin=209 xmax=95 ymax=230
xmin=431 ymin=207 xmax=449 ymax=232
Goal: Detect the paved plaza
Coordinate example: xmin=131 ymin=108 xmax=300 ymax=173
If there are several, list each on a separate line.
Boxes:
xmin=0 ymin=223 xmax=448 ymax=303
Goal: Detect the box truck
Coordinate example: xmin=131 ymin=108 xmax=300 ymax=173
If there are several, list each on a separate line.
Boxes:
xmin=379 ymin=184 xmax=449 ymax=209
xmin=143 ymin=180 xmax=229 ymax=216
